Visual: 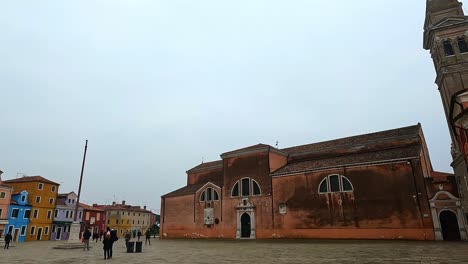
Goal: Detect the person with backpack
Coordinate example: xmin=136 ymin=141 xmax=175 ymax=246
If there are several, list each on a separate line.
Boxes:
xmin=124 ymin=231 xmax=131 ymax=249
xmin=83 ymin=227 xmax=92 ymax=251
xmin=102 ymin=228 xmax=113 ymax=260
xmin=4 ymin=232 xmax=12 ymax=249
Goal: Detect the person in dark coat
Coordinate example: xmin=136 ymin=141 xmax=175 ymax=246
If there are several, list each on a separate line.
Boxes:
xmin=83 ymin=228 xmax=92 ymax=251
xmin=4 ymin=232 xmax=12 ymax=249
xmin=102 ymin=228 xmax=113 ymax=260
xmin=93 ymin=231 xmax=99 ymax=242
xmin=137 ymin=230 xmax=142 ymax=241
xmin=145 ymin=228 xmax=151 ymax=245
xmin=109 ymin=229 xmax=118 ymax=258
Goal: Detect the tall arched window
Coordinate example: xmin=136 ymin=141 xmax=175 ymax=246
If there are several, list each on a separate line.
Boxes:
xmin=318 ymin=174 xmax=353 ymax=194
xmin=443 ymin=40 xmax=455 ymax=56
xmin=458 ymin=37 xmax=468 ymax=53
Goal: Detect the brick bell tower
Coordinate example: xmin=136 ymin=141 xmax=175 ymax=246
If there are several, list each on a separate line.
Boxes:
xmin=424 ymin=0 xmax=468 ymax=240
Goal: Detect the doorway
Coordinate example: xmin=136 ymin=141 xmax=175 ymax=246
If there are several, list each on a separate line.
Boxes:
xmin=241 ymin=213 xmax=251 ymax=238
xmin=13 ymin=228 xmax=20 ymax=241
xmin=36 ymin=227 xmax=43 ymax=241
xmin=440 ymin=210 xmax=461 ymax=241
xmin=56 ymin=227 xmax=62 ymax=240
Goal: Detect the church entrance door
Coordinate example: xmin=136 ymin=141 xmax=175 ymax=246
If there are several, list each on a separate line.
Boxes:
xmin=241 ymin=213 xmax=251 ymax=238
xmin=440 ymin=210 xmax=461 ymax=241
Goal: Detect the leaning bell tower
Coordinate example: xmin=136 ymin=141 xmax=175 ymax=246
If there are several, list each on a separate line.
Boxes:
xmin=424 ymin=0 xmax=468 ymax=238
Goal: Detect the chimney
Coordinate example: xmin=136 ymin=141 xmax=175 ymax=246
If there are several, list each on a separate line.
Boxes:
xmin=0 ymin=170 xmax=3 ymax=184
xmin=122 ymin=200 xmax=125 ymax=205
xmin=112 ymin=201 xmax=116 ymax=206
xmin=144 ymin=206 xmax=146 ymax=210
xmin=92 ymin=204 xmax=98 ymax=207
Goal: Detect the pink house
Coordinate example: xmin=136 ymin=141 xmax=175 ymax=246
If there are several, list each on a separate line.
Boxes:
xmin=0 ymin=170 xmax=13 ymax=238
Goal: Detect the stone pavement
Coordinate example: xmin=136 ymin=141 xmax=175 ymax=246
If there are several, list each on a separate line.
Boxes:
xmin=0 ymin=239 xmax=467 ymax=263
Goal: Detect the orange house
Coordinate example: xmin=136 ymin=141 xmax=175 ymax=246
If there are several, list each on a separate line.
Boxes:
xmin=0 ymin=170 xmax=13 ymax=237
xmin=3 ymin=176 xmax=59 ymax=241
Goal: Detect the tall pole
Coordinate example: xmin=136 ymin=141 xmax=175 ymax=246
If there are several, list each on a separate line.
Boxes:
xmin=74 ymin=140 xmax=88 ymax=222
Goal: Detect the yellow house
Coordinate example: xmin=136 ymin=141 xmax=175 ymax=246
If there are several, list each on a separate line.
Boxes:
xmin=3 ymin=176 xmax=59 ymax=241
xmin=104 ymin=201 xmax=152 ymax=237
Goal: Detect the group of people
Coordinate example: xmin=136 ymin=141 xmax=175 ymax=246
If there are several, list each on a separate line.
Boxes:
xmin=124 ymin=228 xmax=152 ymax=247
xmin=82 ymin=227 xmax=118 ymax=259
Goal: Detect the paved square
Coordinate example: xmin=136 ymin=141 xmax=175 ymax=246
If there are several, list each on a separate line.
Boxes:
xmin=1 ymin=239 xmax=467 ymax=263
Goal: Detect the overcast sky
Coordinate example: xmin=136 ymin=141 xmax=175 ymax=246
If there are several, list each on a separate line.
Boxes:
xmin=0 ymin=0 xmax=457 ymax=213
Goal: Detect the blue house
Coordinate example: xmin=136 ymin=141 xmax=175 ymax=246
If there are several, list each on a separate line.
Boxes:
xmin=4 ymin=190 xmax=31 ymax=242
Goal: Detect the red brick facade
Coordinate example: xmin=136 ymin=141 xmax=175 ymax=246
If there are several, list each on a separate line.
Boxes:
xmin=161 ymin=125 xmax=449 ymax=240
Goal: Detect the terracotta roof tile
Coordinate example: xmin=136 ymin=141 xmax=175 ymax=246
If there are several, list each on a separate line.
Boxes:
xmin=281 ymin=124 xmax=420 ymax=155
xmin=162 ymin=183 xmax=205 ymax=198
xmin=272 ymin=145 xmax=421 ymax=176
xmin=187 ymin=160 xmax=223 ymax=173
xmin=3 ymin=176 xmax=60 ymax=185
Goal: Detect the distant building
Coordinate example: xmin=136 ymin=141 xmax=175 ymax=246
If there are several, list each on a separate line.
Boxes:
xmin=3 ymin=176 xmax=59 ymax=241
xmin=0 ymin=170 xmax=13 ymax=238
xmin=161 ymin=124 xmax=458 ymax=240
xmin=104 ymin=201 xmax=152 ymax=237
xmin=5 ymin=190 xmax=31 ymax=242
xmin=80 ymin=203 xmax=105 ymax=235
xmin=51 ymin=192 xmax=83 ymax=240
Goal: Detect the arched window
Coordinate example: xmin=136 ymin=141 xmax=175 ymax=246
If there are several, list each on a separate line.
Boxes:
xmin=443 ymin=40 xmax=455 ymax=56
xmin=232 ymin=182 xmax=239 ymax=197
xmin=199 ymin=187 xmax=220 ymax=202
xmin=458 ymin=38 xmax=468 ymax=53
xmin=252 ymin=180 xmax=261 ymax=196
xmin=231 ymin=178 xmax=261 ymax=197
xmin=318 ymin=174 xmax=354 ymax=194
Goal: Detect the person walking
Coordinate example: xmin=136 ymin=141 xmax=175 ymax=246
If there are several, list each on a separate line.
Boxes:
xmin=110 ymin=228 xmax=118 ymax=258
xmin=93 ymin=231 xmax=99 ymax=243
xmin=103 ymin=229 xmax=112 ymax=260
xmin=124 ymin=231 xmax=131 ymax=249
xmin=137 ymin=230 xmax=142 ymax=241
xmin=83 ymin=228 xmax=91 ymax=251
xmin=145 ymin=228 xmax=151 ymax=245
xmin=4 ymin=232 xmax=12 ymax=249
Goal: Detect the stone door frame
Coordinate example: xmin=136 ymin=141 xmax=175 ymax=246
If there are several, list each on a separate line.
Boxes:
xmin=236 ymin=198 xmax=256 ymax=239
xmin=429 ymin=190 xmax=468 ymax=240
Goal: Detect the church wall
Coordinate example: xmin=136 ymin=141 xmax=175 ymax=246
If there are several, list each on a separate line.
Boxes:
xmin=269 ymin=160 xmax=435 ymax=240
xmin=160 ymin=195 xmax=196 ymax=238
xmin=187 ymin=168 xmax=223 ymax=185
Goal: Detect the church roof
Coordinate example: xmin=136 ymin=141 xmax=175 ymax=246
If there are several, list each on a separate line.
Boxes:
xmin=187 ymin=160 xmax=223 ymax=173
xmin=162 ymin=181 xmax=224 ymax=198
xmin=272 ymin=145 xmax=421 ymax=176
xmin=280 ymin=124 xmax=420 ymax=156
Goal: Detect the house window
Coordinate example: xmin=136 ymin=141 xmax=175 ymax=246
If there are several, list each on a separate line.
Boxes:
xmin=70 ymin=211 xmax=73 ymax=219
xmin=33 ymin=209 xmax=39 ymax=218
xmin=38 ymin=183 xmax=43 ymax=190
xmin=116 ymin=219 xmax=118 ymax=224
xmin=65 ymin=211 xmax=69 ymax=218
xmin=51 ymin=186 xmax=56 ymax=192
xmin=45 ymin=226 xmax=49 ymax=235
xmin=79 ymin=211 xmax=82 ymax=220
xmin=47 ymin=210 xmax=52 ymax=219
xmin=20 ymin=226 xmax=27 ymax=236
xmin=231 ymin=182 xmax=239 ymax=197
xmin=97 ymin=213 xmax=100 ymax=221
xmin=200 ymin=191 xmax=206 ymax=202
xmin=24 ymin=210 xmax=31 ymax=219
xmin=68 ymin=199 xmax=71 ymax=204
xmin=0 ymin=192 xmax=5 ymax=199
xmin=21 ymin=195 xmax=26 ymax=202
xmin=458 ymin=38 xmax=468 ymax=53
xmin=444 ymin=40 xmax=455 ymax=56
xmin=52 ymin=225 xmax=56 ymax=233
xmin=318 ymin=174 xmax=354 ymax=194
xmin=49 ymin=198 xmax=54 ymax=205
xmin=30 ymin=226 xmax=36 ymax=235
xmin=0 ymin=208 xmax=3 ymax=218
xmin=54 ymin=210 xmax=58 ymax=218
xmin=11 ymin=208 xmax=19 ymax=218
xmin=107 ymin=220 xmax=110 ymax=225
xmin=86 ymin=212 xmax=90 ymax=221
xmin=35 ymin=196 xmax=41 ymax=203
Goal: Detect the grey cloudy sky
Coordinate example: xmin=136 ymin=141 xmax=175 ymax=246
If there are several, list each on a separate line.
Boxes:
xmin=0 ymin=1 xmax=456 ymax=213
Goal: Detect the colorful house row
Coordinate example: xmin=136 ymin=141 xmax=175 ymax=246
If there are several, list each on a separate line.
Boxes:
xmin=1 ymin=172 xmax=156 ymax=242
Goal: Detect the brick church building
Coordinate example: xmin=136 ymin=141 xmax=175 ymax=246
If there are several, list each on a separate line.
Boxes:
xmin=161 ymin=124 xmax=465 ymax=240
